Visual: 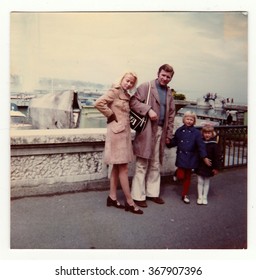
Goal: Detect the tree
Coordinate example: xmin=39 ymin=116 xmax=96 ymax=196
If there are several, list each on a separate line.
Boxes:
xmin=173 ymin=92 xmax=186 ymax=100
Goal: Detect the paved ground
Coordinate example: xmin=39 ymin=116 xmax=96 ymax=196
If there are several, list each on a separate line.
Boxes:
xmin=11 ymin=167 xmax=247 ymax=249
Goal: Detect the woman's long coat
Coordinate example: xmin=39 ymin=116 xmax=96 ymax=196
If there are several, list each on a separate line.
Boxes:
xmin=171 ymin=125 xmax=207 ymax=169
xmin=94 ymin=87 xmax=133 ymax=164
xmin=130 ymin=79 xmax=175 ymax=164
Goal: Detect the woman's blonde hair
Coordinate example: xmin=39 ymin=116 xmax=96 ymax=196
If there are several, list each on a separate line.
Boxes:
xmin=114 ymin=71 xmax=138 ymax=90
xmin=182 ymin=110 xmax=197 ymax=125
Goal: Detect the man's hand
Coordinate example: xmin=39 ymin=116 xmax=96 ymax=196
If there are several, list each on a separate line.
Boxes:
xmin=148 ymin=109 xmax=158 ymax=121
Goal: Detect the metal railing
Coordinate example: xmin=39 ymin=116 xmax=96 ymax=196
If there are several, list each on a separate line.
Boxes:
xmin=197 ymin=125 xmax=247 ymax=169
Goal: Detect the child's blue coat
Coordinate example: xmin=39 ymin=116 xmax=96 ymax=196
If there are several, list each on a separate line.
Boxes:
xmin=170 ymin=125 xmax=207 ymax=169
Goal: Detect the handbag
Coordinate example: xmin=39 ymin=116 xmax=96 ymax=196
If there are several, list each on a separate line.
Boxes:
xmin=130 ymin=82 xmax=151 ymax=133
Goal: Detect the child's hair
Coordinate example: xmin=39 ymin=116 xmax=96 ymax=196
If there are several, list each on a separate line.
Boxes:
xmin=202 ymin=124 xmax=214 ymax=133
xmin=182 ymin=110 xmax=197 ymax=125
xmin=201 ymin=124 xmax=216 ymax=138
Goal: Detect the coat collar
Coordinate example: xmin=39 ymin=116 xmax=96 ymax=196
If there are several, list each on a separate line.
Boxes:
xmin=151 ymin=79 xmax=172 ymax=104
xmin=114 ymin=87 xmax=130 ymax=101
xmin=181 ymin=124 xmax=196 ymax=131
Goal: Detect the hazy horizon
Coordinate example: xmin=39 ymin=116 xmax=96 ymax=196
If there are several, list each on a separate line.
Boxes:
xmin=10 ymin=12 xmax=248 ymax=103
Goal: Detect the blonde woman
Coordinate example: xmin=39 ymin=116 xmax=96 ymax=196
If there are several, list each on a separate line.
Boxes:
xmin=168 ymin=111 xmax=211 ymax=204
xmin=95 ymin=72 xmax=143 ymax=214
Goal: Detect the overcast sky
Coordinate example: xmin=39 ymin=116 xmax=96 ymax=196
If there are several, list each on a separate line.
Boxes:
xmin=1 ymin=0 xmax=256 ymax=267
xmin=10 ymin=12 xmax=248 ymax=103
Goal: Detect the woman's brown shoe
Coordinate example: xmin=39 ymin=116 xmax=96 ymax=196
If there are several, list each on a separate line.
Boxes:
xmin=107 ymin=196 xmax=125 ymax=209
xmin=125 ymin=203 xmax=143 ymax=214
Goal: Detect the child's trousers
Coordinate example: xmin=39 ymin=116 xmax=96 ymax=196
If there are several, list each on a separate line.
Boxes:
xmin=176 ymin=168 xmax=192 ymax=196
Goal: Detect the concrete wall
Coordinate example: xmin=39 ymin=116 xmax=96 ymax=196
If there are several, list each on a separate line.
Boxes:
xmin=10 ymin=128 xmax=176 ymax=198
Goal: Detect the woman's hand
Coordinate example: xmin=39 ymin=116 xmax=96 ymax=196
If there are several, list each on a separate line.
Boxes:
xmin=107 ymin=113 xmax=117 ymax=123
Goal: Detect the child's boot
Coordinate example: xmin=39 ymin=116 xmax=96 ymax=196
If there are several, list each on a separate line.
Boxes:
xmin=197 ymin=184 xmax=203 ymax=205
xmin=202 ymin=185 xmax=209 ymax=205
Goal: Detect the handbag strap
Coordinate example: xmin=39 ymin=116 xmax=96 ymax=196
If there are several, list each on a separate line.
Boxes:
xmin=145 ymin=82 xmax=151 ymax=105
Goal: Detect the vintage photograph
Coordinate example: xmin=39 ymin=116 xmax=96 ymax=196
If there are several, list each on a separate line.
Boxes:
xmin=10 ymin=12 xmax=247 ymax=250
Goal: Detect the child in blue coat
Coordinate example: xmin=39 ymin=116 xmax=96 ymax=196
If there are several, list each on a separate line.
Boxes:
xmin=168 ymin=111 xmax=211 ymax=204
xmin=196 ymin=124 xmax=221 ymax=205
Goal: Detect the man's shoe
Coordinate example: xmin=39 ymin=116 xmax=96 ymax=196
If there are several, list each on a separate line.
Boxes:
xmin=146 ymin=197 xmax=165 ymax=204
xmin=182 ymin=195 xmax=190 ymax=204
xmin=133 ymin=200 xmax=148 ymax=208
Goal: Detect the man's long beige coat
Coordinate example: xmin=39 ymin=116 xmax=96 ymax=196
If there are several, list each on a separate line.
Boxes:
xmin=130 ymin=79 xmax=175 ymax=164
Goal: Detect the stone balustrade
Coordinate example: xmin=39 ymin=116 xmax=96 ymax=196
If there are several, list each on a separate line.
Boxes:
xmin=10 ymin=128 xmax=176 ymax=198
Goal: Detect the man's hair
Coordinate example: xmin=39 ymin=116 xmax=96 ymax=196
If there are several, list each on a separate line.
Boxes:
xmin=158 ymin=64 xmax=174 ymax=77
